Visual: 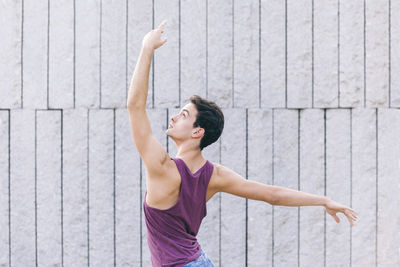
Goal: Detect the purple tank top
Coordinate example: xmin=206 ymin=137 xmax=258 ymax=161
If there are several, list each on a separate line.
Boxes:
xmin=143 ymin=157 xmax=214 ymax=267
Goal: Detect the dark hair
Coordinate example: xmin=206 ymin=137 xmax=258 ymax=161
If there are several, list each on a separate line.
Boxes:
xmin=189 ymin=95 xmax=224 ymax=150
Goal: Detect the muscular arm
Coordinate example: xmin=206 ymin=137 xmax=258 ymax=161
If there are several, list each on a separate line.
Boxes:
xmin=126 ymin=23 xmax=169 ymax=175
xmin=214 ymin=163 xmax=328 ymax=206
xmin=126 ymin=45 xmax=153 ymax=109
xmin=214 ymin=163 xmax=358 ymax=226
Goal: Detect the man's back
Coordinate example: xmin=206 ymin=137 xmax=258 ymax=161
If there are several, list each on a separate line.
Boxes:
xmin=144 ymin=155 xmax=219 ymax=210
xmin=143 ymin=157 xmax=216 ymax=266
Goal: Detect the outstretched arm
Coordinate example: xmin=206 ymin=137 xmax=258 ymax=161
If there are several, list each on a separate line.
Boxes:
xmin=126 ymin=20 xmax=169 ymax=176
xmin=214 ymin=163 xmax=359 ymax=227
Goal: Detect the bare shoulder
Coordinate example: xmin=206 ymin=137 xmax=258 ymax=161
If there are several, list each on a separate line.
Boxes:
xmin=207 ymin=162 xmax=227 ymax=193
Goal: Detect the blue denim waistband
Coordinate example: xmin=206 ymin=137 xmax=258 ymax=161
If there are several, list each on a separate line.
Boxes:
xmin=183 ymin=250 xmax=215 ymax=267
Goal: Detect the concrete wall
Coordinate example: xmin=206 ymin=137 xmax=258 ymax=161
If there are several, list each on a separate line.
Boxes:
xmin=0 ymin=0 xmax=399 ymax=266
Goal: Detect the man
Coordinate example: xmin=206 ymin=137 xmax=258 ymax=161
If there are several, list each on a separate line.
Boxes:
xmin=127 ymin=20 xmax=358 ymax=267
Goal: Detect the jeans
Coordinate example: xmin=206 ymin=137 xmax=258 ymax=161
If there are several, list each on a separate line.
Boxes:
xmin=183 ymin=250 xmax=215 ymax=267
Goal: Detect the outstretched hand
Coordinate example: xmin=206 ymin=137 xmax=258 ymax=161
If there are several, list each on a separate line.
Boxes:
xmin=325 ymin=199 xmax=358 ymax=227
xmin=142 ymin=20 xmax=168 ymax=51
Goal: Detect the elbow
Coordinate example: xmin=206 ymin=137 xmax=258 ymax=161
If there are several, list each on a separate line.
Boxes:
xmin=127 ymin=101 xmax=142 ymax=110
xmin=268 ymin=186 xmax=281 ymax=206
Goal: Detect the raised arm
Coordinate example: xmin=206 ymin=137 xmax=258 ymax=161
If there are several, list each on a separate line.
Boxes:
xmin=126 ymin=20 xmax=169 ymax=176
xmin=214 ymin=164 xmax=358 ymax=226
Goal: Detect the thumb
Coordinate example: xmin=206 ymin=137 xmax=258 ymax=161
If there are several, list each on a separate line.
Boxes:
xmin=163 ymin=37 xmax=168 ymax=44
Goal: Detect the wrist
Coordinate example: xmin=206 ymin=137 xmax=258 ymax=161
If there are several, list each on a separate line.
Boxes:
xmin=322 ymin=196 xmax=330 ymax=207
xmin=141 ymin=44 xmax=154 ymax=54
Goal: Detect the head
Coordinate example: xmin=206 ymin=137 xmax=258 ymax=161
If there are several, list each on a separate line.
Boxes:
xmin=166 ymin=95 xmax=224 ymax=151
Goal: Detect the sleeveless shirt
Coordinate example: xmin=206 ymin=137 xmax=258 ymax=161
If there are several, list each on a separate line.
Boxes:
xmin=143 ymin=157 xmax=214 ymax=267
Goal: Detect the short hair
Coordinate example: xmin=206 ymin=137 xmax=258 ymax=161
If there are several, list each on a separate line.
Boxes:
xmin=189 ymin=95 xmax=224 ymax=150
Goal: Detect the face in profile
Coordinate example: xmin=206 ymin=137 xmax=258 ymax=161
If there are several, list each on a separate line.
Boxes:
xmin=166 ymin=102 xmax=203 ymax=144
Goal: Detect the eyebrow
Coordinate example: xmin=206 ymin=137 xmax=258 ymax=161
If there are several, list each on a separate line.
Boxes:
xmin=182 ymin=108 xmax=190 ymax=117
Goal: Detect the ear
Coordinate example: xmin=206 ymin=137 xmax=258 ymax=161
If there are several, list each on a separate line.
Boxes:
xmin=192 ymin=127 xmax=204 ymax=139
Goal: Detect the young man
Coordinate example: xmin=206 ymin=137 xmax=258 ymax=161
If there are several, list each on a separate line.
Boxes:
xmin=127 ymin=20 xmax=358 ymax=267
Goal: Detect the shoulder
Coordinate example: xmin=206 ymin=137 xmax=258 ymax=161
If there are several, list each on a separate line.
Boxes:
xmin=207 ymin=162 xmax=231 ymax=192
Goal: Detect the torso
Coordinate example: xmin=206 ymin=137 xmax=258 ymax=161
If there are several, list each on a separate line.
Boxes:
xmin=145 ymin=157 xmax=219 ymax=210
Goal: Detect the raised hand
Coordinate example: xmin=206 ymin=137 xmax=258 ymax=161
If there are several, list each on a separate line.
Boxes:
xmin=142 ymin=20 xmax=168 ymax=51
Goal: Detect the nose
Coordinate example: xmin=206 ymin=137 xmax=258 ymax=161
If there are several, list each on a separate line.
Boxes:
xmin=171 ymin=114 xmax=179 ymax=123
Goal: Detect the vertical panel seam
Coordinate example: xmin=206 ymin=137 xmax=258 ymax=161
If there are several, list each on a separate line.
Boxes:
xmin=258 ymin=0 xmax=261 ymax=108
xmin=113 ymin=109 xmax=116 ymax=267
xmin=272 ymin=108 xmax=274 ymax=267
xmin=298 ymin=110 xmax=300 ymax=267
xmin=245 ymin=108 xmax=248 ymax=267
xmin=375 ymin=108 xmax=378 ymax=267
xmin=21 ymin=0 xmax=24 ymax=108
xmin=350 ymin=108 xmax=352 ymax=267
xmin=179 ymin=0 xmax=181 ymax=107
xmin=73 ymin=0 xmax=76 ymax=109
xmin=324 ymin=109 xmax=326 ymax=267
xmin=232 ymin=0 xmax=235 ymax=108
xmin=47 ymin=0 xmax=50 ymax=109
xmin=312 ymin=0 xmax=314 ymax=108
xmin=99 ymin=0 xmax=102 ymax=108
xmin=388 ymin=0 xmax=391 ymax=107
xmin=8 ymin=110 xmax=11 ymax=267
xmin=363 ymin=0 xmax=366 ymax=108
xmin=61 ymin=110 xmax=64 ymax=267
xmin=35 ymin=110 xmax=38 ymax=267
xmin=338 ymin=0 xmax=341 ymax=108
xmin=151 ymin=0 xmax=154 ymax=108
xmin=206 ymin=0 xmax=208 ymax=100
xmin=87 ymin=109 xmax=90 ymax=267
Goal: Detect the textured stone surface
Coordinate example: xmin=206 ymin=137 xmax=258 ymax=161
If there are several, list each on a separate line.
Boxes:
xmin=207 ymin=0 xmax=233 ymax=108
xmin=287 ymin=0 xmax=312 ymax=108
xmin=0 ymin=0 xmax=21 ymax=108
xmin=299 ymin=109 xmax=325 ymax=266
xmin=273 ymin=109 xmax=299 ymax=266
xmin=2 ymin=1 xmax=400 ymax=266
xmin=101 ymin=0 xmax=126 ymax=108
xmin=153 ymin=2 xmax=179 ymax=108
xmin=377 ymin=109 xmax=400 ymax=265
xmin=48 ymin=0 xmax=74 ymax=109
xmin=233 ymin=0 xmax=259 ymax=108
xmin=36 ymin=111 xmax=62 ymax=266
xmin=0 ymin=112 xmax=9 ymax=266
xmin=351 ymin=107 xmax=377 ymax=266
xmin=115 ymin=108 xmax=141 ymax=266
xmin=339 ymin=0 xmax=364 ymax=108
xmin=23 ymin=0 xmax=48 ymax=109
xmin=326 ymin=109 xmax=351 ymax=266
xmin=127 ymin=0 xmax=153 ymax=109
xmin=75 ymin=0 xmax=100 ymax=108
xmin=10 ymin=110 xmax=36 ymax=266
xmin=260 ymin=0 xmax=286 ymax=108
xmin=314 ymin=0 xmax=339 ymax=108
xmin=392 ymin=0 xmax=400 ymax=107
xmin=63 ymin=108 xmax=89 ymax=266
xmin=366 ymin=0 xmax=389 ymax=107
xmin=88 ymin=109 xmax=114 ymax=266
xmin=247 ymin=108 xmax=273 ymax=266
xmin=220 ymin=108 xmax=246 ymax=266
xmin=180 ymin=0 xmax=207 ymax=106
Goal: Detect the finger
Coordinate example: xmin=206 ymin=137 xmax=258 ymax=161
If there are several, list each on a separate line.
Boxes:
xmin=333 ymin=214 xmax=340 ymax=223
xmin=162 ymin=37 xmax=168 ymax=44
xmin=158 ymin=20 xmax=167 ymax=30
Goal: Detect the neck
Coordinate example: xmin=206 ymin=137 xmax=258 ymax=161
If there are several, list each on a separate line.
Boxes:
xmin=175 ymin=143 xmax=204 ymax=163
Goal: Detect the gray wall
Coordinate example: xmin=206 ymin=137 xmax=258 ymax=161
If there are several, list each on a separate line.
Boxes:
xmin=0 ymin=0 xmax=399 ymax=266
